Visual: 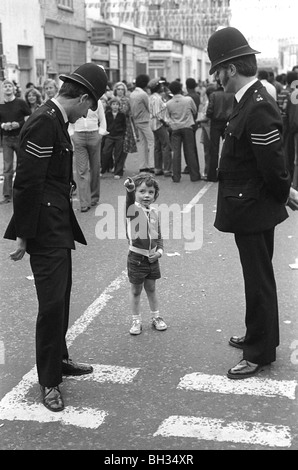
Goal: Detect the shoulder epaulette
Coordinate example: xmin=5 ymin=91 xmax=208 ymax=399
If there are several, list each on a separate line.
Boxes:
xmin=253 ymin=89 xmax=264 ymax=103
xmin=45 ymin=107 xmax=57 ymax=119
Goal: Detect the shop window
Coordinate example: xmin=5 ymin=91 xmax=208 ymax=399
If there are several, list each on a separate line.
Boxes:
xmin=58 ymin=0 xmax=74 ymax=11
xmin=45 ymin=38 xmax=53 ymax=61
xmin=18 ymin=46 xmax=32 ymax=71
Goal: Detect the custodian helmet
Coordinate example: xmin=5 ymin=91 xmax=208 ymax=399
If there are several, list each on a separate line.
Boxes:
xmin=207 ymin=27 xmax=260 ymax=75
xmin=59 ymin=63 xmax=108 ymax=110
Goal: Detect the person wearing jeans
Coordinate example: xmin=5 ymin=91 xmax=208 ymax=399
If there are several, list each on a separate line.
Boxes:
xmin=129 ymin=74 xmax=155 ymax=173
xmin=0 ymin=79 xmax=31 ymax=204
xmin=70 ymin=99 xmax=107 ymax=212
xmin=166 ymin=80 xmax=201 ymax=182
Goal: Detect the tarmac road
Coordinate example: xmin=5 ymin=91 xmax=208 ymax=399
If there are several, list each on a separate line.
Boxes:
xmin=0 ymin=143 xmax=298 ymax=453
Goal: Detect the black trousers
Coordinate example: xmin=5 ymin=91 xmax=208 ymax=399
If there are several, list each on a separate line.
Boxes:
xmin=29 ymin=247 xmax=71 ymax=387
xmin=234 ymin=228 xmax=279 ymax=365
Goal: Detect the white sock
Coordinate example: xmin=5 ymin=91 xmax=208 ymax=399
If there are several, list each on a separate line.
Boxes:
xmin=132 ymin=315 xmax=141 ymax=322
xmin=151 ymin=310 xmax=160 ymax=318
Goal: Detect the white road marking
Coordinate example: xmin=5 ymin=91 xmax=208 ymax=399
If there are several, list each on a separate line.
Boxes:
xmin=181 ymin=182 xmax=213 ymax=213
xmin=0 ymin=271 xmax=131 ymax=428
xmin=68 ymin=364 xmax=139 ymax=384
xmin=0 ymin=402 xmax=106 ymax=429
xmin=66 ymin=270 xmax=128 ymax=345
xmin=153 ymin=415 xmax=292 ymax=448
xmin=178 ymin=373 xmax=297 ymax=400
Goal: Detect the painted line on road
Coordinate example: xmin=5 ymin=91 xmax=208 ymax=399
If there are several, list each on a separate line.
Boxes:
xmin=66 ymin=270 xmax=128 ymax=345
xmin=153 ymin=415 xmax=292 ymax=448
xmin=0 ymin=271 xmax=130 ymax=428
xmin=0 ymin=367 xmax=106 ymax=429
xmin=177 ymin=373 xmax=297 ymax=400
xmin=0 ymin=362 xmax=139 ymax=428
xmin=0 ymin=401 xmax=107 ymax=429
xmin=67 ymin=364 xmax=139 ymax=384
xmin=181 ymin=182 xmax=213 ymax=213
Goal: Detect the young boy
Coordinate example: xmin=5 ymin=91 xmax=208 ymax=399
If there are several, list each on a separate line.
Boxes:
xmin=101 ymin=96 xmax=126 ymax=178
xmin=124 ymin=173 xmax=167 ymax=335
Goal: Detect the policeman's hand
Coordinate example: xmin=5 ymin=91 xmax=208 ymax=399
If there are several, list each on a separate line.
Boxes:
xmin=287 ymin=187 xmax=298 ymax=211
xmin=11 ymin=121 xmax=20 ymax=129
xmin=290 ymin=187 xmax=298 ymax=202
xmin=124 ymin=177 xmax=135 ymax=191
xmin=2 ymin=122 xmax=12 ymax=131
xmin=9 ymin=237 xmax=27 ymax=261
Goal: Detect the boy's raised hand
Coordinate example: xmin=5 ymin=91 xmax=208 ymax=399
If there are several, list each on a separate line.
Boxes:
xmin=124 ymin=177 xmax=135 ymax=191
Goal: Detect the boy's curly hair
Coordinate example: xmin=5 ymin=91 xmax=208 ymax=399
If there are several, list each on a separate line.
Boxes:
xmin=132 ymin=173 xmax=160 ymax=201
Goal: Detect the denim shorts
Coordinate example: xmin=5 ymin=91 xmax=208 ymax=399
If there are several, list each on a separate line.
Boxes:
xmin=127 ymin=251 xmax=161 ymax=285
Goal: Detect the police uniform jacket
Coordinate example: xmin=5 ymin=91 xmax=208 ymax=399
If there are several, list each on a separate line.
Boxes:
xmin=215 ymin=80 xmax=291 ymax=234
xmin=4 ymin=100 xmax=86 ymax=249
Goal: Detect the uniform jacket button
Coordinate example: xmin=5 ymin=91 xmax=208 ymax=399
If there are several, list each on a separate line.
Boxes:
xmin=47 ymin=202 xmax=51 ymax=206
xmin=239 ymin=193 xmax=243 ymax=197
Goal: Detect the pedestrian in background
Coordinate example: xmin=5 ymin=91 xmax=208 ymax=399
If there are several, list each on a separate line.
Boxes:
xmin=185 ymin=77 xmax=201 ymax=111
xmin=207 ymin=27 xmax=292 ymax=379
xmin=43 ymin=78 xmax=59 ymax=101
xmin=124 ymin=174 xmax=167 ymax=336
xmin=166 ymin=80 xmax=201 ymax=183
xmin=257 ymin=70 xmax=277 ymax=100
xmin=184 ymin=77 xmax=201 ymax=175
xmin=4 ymin=63 xmax=108 ymax=412
xmin=70 ymin=98 xmax=107 ymax=212
xmin=0 ymin=79 xmax=31 ymax=204
xmin=148 ymin=77 xmax=172 ymax=177
xmin=113 ymin=81 xmax=138 ymax=161
xmin=129 ymin=74 xmax=155 ymax=173
xmin=197 ymin=83 xmax=217 ymax=180
xmin=101 ymin=96 xmax=126 ymax=179
xmin=24 ymin=87 xmax=43 ymax=115
xmin=206 ymin=80 xmax=234 ymax=182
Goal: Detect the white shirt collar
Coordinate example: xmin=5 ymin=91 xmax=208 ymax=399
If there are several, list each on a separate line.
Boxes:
xmin=51 ymin=97 xmax=68 ymax=123
xmin=235 ymin=77 xmax=258 ymax=103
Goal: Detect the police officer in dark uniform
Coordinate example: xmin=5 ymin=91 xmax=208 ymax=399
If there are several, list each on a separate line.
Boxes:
xmin=4 ymin=63 xmax=108 ymax=411
xmin=207 ymin=27 xmax=293 ymax=379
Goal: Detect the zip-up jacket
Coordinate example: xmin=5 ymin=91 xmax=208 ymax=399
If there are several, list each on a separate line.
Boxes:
xmin=125 ymin=188 xmax=163 ymax=257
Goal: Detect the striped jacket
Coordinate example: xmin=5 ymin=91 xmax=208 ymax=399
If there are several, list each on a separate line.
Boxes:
xmin=125 ymin=188 xmax=163 ymax=257
xmin=215 ymin=80 xmax=291 ymax=234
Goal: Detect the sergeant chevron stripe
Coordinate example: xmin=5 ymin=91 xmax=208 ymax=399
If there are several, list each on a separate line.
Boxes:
xmin=251 ymin=129 xmax=280 ymax=145
xmin=26 ymin=140 xmax=53 ymax=158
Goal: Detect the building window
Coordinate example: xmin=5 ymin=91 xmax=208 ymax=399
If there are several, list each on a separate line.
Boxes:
xmin=45 ymin=38 xmax=54 ymax=61
xmin=57 ymin=0 xmax=74 ymax=11
xmin=18 ymin=46 xmax=32 ymax=71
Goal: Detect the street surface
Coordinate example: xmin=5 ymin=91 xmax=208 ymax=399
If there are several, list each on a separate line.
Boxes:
xmin=0 ymin=139 xmax=298 ymax=453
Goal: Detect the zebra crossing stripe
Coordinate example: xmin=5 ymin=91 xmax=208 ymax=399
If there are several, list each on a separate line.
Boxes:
xmin=0 ymin=363 xmax=139 ymax=428
xmin=0 ymin=271 xmax=131 ymax=429
xmin=0 ymin=367 xmax=107 ymax=429
xmin=67 ymin=364 xmax=139 ymax=384
xmin=0 ymin=402 xmax=107 ymax=429
xmin=153 ymin=415 xmax=292 ymax=448
xmin=177 ymin=373 xmax=297 ymax=400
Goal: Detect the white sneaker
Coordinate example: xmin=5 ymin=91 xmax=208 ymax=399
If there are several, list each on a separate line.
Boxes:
xmin=152 ymin=316 xmax=167 ymax=331
xmin=114 ymin=175 xmax=121 ymax=180
xmin=129 ymin=319 xmax=142 ymax=335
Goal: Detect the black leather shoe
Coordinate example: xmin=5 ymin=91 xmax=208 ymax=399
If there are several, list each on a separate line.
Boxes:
xmin=229 ymin=335 xmax=245 ymax=349
xmin=41 ymin=385 xmax=64 ymax=412
xmin=227 ymin=359 xmax=263 ymax=380
xmin=62 ymin=358 xmax=93 ymax=376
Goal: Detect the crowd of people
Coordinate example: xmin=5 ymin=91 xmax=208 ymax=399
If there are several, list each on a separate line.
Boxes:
xmin=2 ymin=63 xmax=298 ymax=210
xmin=1 ymin=30 xmax=298 ymax=411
